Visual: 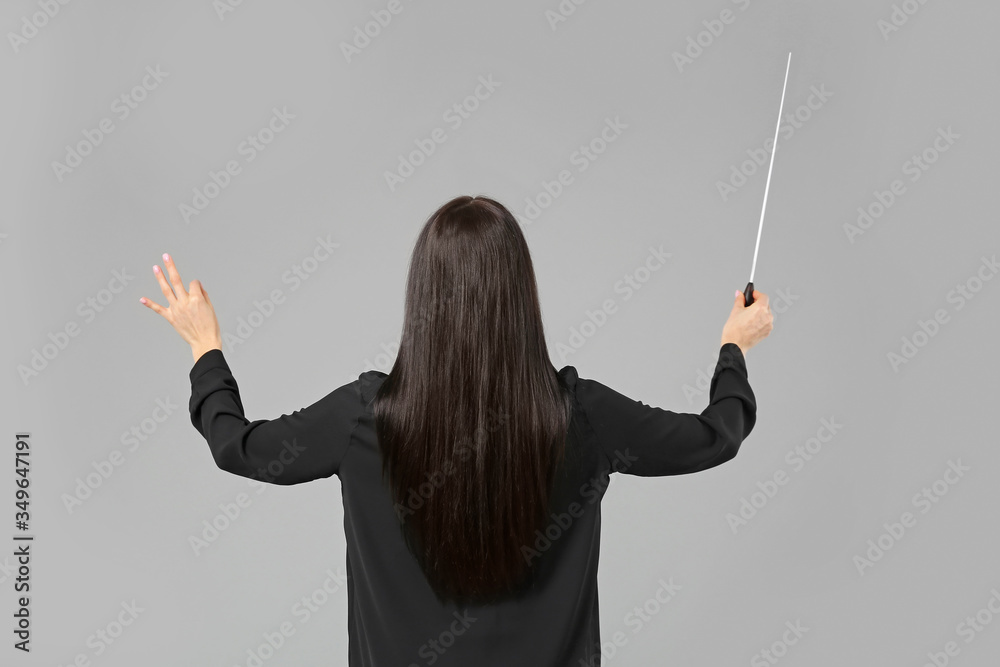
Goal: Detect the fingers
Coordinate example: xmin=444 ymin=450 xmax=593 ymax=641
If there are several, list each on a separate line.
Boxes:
xmin=751 ymin=290 xmax=770 ymax=309
xmin=152 ymin=263 xmax=177 ymax=303
xmin=192 ymin=280 xmax=213 ymax=307
xmin=161 ymin=253 xmax=188 ymax=299
xmin=139 ymin=296 xmax=168 ymax=318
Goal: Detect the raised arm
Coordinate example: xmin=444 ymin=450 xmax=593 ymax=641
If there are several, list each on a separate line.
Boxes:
xmin=576 ymin=343 xmax=757 ymax=477
xmin=573 ymin=287 xmax=773 ymax=475
xmin=188 ymin=349 xmax=362 ymax=484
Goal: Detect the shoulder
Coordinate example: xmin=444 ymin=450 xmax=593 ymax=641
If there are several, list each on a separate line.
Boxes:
xmin=555 ymin=365 xmax=577 ymax=380
xmin=555 ymin=366 xmax=623 ymax=409
xmin=556 ymin=365 xmax=605 ymax=389
xmin=555 ymin=365 xmax=583 ymax=394
xmin=358 ymin=369 xmax=389 ymax=406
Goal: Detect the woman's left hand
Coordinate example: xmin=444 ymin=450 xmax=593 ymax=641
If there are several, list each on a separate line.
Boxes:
xmin=140 ymin=253 xmax=223 ymax=363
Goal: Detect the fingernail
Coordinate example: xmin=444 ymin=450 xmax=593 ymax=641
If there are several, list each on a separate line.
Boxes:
xmin=153 ymin=265 xmax=160 ymax=273
xmin=162 ymin=253 xmax=170 ymax=262
xmin=139 ymin=297 xmax=147 ymax=304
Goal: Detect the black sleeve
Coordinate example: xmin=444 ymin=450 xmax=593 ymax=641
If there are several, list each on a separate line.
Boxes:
xmin=188 ymin=348 xmax=362 ymax=485
xmin=575 ymin=343 xmax=756 ymax=476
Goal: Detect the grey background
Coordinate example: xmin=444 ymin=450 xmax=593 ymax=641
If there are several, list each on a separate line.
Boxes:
xmin=4 ymin=0 xmax=999 ymax=664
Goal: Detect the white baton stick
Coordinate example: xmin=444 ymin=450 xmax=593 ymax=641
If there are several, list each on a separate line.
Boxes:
xmin=744 ymin=51 xmax=792 ymax=307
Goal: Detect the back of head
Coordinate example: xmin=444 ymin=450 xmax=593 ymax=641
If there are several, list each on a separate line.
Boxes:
xmin=373 ymin=194 xmax=572 ymax=606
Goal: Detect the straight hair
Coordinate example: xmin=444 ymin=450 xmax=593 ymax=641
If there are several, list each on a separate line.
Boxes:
xmin=372 ymin=195 xmax=572 ymax=606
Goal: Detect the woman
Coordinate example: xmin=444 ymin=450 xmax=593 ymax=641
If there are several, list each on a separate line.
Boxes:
xmin=140 ymin=195 xmax=773 ymax=666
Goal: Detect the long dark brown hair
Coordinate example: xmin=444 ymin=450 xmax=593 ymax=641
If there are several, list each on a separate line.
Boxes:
xmin=372 ymin=195 xmax=571 ymax=606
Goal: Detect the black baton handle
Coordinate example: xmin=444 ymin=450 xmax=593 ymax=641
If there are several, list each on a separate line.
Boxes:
xmin=743 ymin=281 xmax=755 ymax=307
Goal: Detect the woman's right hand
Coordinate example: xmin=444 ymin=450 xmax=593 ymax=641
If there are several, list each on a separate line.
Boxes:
xmin=720 ymin=289 xmax=774 ymax=356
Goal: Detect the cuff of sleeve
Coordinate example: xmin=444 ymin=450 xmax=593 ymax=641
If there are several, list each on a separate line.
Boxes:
xmin=190 ymin=348 xmax=229 ymax=383
xmin=718 ymin=342 xmax=748 ymax=377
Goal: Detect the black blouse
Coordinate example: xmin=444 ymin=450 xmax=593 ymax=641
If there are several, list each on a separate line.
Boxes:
xmin=188 ymin=342 xmax=756 ymax=666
